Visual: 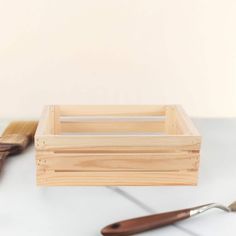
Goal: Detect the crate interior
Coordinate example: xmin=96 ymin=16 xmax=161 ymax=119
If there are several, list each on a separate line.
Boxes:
xmin=46 ymin=105 xmax=191 ymax=136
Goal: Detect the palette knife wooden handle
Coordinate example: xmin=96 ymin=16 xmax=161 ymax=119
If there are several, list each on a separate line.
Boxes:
xmin=101 ymin=208 xmax=192 ymax=236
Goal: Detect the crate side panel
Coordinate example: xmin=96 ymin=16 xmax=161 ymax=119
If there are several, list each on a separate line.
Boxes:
xmin=36 ymin=170 xmax=198 ymax=186
xmin=37 ymin=135 xmax=201 ymax=151
xmin=36 ymin=151 xmax=199 ymax=171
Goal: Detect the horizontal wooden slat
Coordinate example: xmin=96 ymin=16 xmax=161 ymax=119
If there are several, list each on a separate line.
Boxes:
xmin=53 ymin=147 xmax=199 ymax=153
xmin=60 ymin=116 xmax=165 ymax=122
xmin=35 ymin=135 xmax=201 ymax=151
xmin=36 ymin=170 xmax=198 ymax=186
xmin=37 ymin=152 xmax=199 ymax=171
xmin=60 ymin=121 xmax=165 ymax=133
xmin=59 ymin=105 xmax=166 ymax=116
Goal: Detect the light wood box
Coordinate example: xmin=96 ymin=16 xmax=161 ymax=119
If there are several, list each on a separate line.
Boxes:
xmin=35 ymin=105 xmax=201 ymax=186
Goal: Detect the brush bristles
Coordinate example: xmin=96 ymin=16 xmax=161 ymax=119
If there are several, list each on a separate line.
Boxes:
xmin=2 ymin=121 xmax=38 ymax=139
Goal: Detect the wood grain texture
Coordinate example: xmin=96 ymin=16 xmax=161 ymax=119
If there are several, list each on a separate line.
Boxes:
xmin=35 ymin=135 xmax=201 ymax=151
xmin=36 ymin=170 xmax=198 ymax=186
xmin=53 ymin=105 xmax=61 ymax=134
xmin=165 ymin=105 xmax=178 ymax=134
xmin=60 ymin=121 xmax=165 ymax=133
xmin=37 ymin=151 xmax=199 ymax=171
xmin=35 ymin=105 xmax=201 ymax=186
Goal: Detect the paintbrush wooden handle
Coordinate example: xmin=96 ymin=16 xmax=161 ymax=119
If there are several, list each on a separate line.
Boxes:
xmin=0 ymin=152 xmax=8 ymax=173
xmin=101 ymin=208 xmax=191 ymax=236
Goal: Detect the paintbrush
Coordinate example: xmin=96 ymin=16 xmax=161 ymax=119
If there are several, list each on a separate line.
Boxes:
xmin=0 ymin=121 xmax=38 ymax=172
xmin=101 ymin=201 xmax=236 ymax=236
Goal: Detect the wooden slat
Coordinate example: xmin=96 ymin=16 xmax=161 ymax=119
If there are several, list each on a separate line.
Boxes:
xmin=60 ymin=121 xmax=165 ymax=133
xmin=36 ymin=170 xmax=198 ymax=186
xmin=35 ymin=135 xmax=201 ymax=151
xmin=49 ymin=147 xmax=199 ymax=153
xmin=165 ymin=106 xmax=179 ymax=134
xmin=35 ymin=106 xmax=51 ymax=136
xmin=59 ymin=105 xmax=166 ymax=116
xmin=175 ymin=105 xmax=200 ymax=135
xmin=48 ymin=106 xmax=56 ymax=134
xmin=53 ymin=105 xmax=61 ymax=134
xmin=37 ymin=152 xmax=199 ymax=171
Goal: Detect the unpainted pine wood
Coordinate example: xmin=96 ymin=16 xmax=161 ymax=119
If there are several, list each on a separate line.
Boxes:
xmin=35 ymin=135 xmax=201 ymax=151
xmin=36 ymin=151 xmax=199 ymax=171
xmin=48 ymin=106 xmax=56 ymax=134
xmin=36 ymin=169 xmax=198 ymax=186
xmin=165 ymin=106 xmax=179 ymax=134
xmin=35 ymin=105 xmax=201 ymax=186
xmin=38 ymin=146 xmax=200 ymax=153
xmin=35 ymin=106 xmax=51 ymax=136
xmin=59 ymin=105 xmax=166 ymax=116
xmin=47 ymin=105 xmax=61 ymax=135
xmin=60 ymin=121 xmax=165 ymax=133
xmin=175 ymin=105 xmax=200 ymax=136
xmin=53 ymin=105 xmax=61 ymax=134
xmin=60 ymin=116 xmax=165 ymax=122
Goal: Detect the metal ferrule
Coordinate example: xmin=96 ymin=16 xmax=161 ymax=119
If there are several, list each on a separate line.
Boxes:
xmin=190 ymin=203 xmax=230 ymax=217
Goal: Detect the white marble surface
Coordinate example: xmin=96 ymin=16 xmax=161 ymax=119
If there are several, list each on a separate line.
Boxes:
xmin=0 ymin=119 xmax=235 ymax=236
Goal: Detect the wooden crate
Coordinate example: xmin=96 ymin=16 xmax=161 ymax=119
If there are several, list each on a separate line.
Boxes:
xmin=35 ymin=105 xmax=201 ymax=186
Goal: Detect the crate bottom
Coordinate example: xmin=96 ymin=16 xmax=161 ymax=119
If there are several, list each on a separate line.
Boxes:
xmin=36 ymin=170 xmax=198 ymax=186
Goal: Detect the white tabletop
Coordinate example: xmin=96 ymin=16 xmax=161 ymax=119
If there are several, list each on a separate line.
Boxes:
xmin=0 ymin=119 xmax=236 ymax=236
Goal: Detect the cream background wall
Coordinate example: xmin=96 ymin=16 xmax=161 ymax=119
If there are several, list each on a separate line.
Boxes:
xmin=0 ymin=0 xmax=235 ymax=118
